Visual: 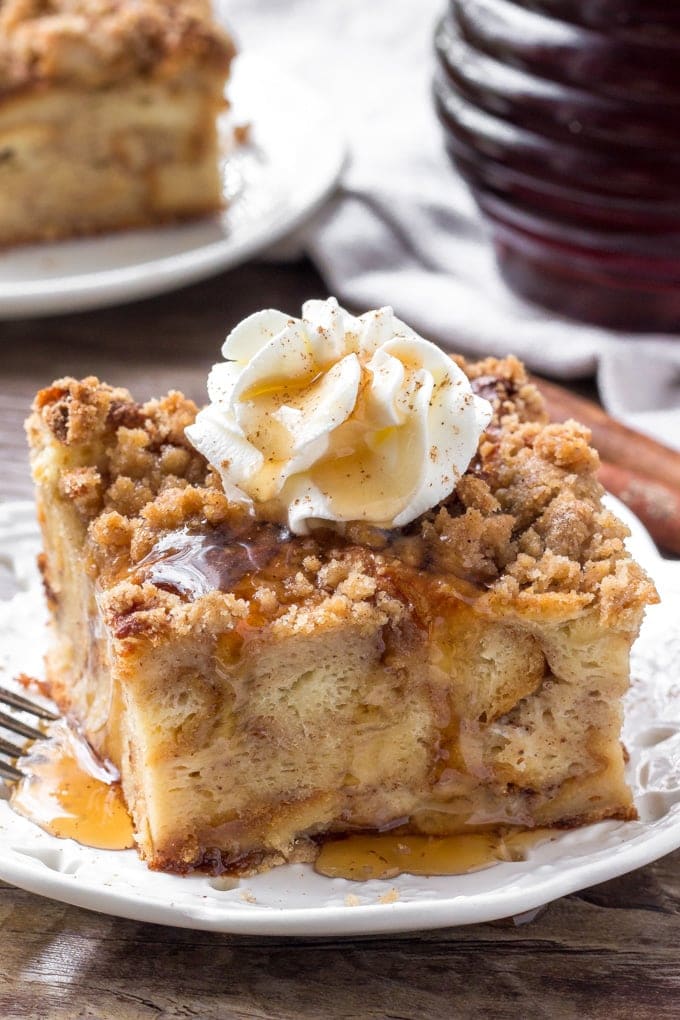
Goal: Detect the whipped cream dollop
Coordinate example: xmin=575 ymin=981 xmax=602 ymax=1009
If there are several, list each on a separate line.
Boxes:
xmin=185 ymin=298 xmax=492 ymax=535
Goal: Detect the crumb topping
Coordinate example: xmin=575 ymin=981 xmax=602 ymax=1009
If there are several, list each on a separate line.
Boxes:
xmin=0 ymin=0 xmax=235 ymax=95
xmin=26 ymin=359 xmax=658 ymax=639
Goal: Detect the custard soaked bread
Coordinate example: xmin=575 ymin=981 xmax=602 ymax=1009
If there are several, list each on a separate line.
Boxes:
xmin=26 ymin=303 xmax=657 ymax=874
xmin=0 ymin=1 xmax=235 ymax=246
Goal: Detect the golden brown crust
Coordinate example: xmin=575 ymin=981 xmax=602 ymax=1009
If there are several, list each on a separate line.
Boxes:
xmin=27 ymin=376 xmax=209 ymax=580
xmin=26 ymin=359 xmax=658 ymax=641
xmin=0 ymin=0 xmax=236 ymax=96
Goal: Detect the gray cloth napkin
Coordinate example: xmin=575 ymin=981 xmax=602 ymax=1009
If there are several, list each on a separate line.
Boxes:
xmin=223 ymin=0 xmax=680 ymax=450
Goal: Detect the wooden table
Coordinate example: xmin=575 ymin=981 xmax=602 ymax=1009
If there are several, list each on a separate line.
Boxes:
xmin=1 ymin=261 xmax=678 ymax=1020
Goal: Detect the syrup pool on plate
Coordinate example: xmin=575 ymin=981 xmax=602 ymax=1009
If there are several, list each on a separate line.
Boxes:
xmin=314 ymin=829 xmax=556 ymax=881
xmin=10 ymin=718 xmax=135 ymax=851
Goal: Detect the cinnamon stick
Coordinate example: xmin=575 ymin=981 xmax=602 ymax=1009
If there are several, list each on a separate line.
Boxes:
xmin=535 ymin=376 xmax=680 ymax=492
xmin=598 ymin=461 xmax=680 ymax=554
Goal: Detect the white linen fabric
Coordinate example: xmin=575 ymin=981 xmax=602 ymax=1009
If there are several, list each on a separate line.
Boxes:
xmin=222 ymin=0 xmax=680 ymax=449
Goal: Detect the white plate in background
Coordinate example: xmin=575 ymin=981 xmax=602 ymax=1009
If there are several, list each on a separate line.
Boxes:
xmin=0 ymin=497 xmax=678 ymax=936
xmin=0 ymin=53 xmax=345 ymax=319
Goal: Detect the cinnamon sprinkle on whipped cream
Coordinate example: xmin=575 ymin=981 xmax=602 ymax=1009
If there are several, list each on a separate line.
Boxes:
xmin=186 ymin=298 xmax=492 ymax=534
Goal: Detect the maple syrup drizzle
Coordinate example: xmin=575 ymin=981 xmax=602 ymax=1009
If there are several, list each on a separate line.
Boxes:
xmin=10 ymin=719 xmax=135 ymax=851
xmin=137 ymin=522 xmax=289 ymax=599
xmin=314 ymin=829 xmax=556 ymax=881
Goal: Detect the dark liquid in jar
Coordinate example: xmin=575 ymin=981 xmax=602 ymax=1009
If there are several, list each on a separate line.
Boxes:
xmin=435 ymin=0 xmax=680 ymax=330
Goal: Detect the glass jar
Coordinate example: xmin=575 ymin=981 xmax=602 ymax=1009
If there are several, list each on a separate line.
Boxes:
xmin=434 ymin=0 xmax=680 ymax=331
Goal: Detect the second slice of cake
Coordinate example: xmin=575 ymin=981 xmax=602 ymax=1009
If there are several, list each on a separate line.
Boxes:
xmin=0 ymin=1 xmax=235 ymax=247
xmin=26 ymin=300 xmax=658 ymax=873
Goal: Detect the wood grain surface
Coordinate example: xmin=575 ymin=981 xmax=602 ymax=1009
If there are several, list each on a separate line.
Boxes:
xmin=0 ymin=260 xmax=678 ymax=1020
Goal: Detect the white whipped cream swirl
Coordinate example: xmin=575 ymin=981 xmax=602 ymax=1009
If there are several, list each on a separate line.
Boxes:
xmin=185 ymin=298 xmax=492 ymax=535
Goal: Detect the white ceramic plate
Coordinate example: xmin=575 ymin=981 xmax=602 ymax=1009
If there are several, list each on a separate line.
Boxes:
xmin=0 ymin=497 xmax=678 ymax=936
xmin=0 ymin=54 xmax=345 ymax=319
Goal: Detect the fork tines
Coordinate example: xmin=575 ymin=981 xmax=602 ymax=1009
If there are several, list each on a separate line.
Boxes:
xmin=0 ymin=686 xmax=58 ymax=721
xmin=0 ymin=709 xmax=44 ymax=743
xmin=0 ymin=684 xmax=55 ymax=782
xmin=0 ymin=735 xmax=25 ymax=759
xmin=0 ymin=760 xmax=22 ymax=782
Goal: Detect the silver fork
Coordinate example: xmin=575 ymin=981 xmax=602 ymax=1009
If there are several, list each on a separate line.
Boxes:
xmin=0 ymin=685 xmax=58 ymax=781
